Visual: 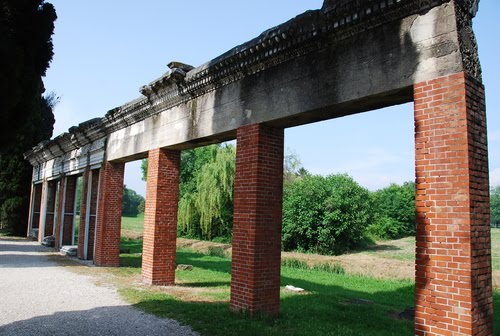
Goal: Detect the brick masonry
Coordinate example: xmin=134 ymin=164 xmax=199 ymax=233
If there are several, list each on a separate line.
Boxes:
xmin=77 ymin=169 xmax=102 ymax=260
xmin=94 ymin=162 xmax=125 ymax=267
xmin=62 ymin=175 xmax=77 ymax=245
xmin=32 ymin=183 xmax=42 ymax=230
xmin=77 ymin=170 xmax=90 ymax=259
xmin=54 ymin=177 xmax=66 ymax=248
xmin=142 ymin=148 xmax=180 ymax=285
xmin=44 ymin=180 xmax=58 ymax=238
xmin=414 ymin=72 xmax=492 ymax=335
xmin=230 ymin=123 xmax=284 ymax=316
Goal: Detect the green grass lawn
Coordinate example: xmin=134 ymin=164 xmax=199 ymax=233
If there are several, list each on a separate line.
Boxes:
xmin=121 ymin=213 xmax=144 ymax=233
xmin=116 ymin=239 xmax=500 ymax=336
xmin=118 ymin=245 xmax=414 ymax=336
xmin=492 ymin=228 xmax=500 ymax=271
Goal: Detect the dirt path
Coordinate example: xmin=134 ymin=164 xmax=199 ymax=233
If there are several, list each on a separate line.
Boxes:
xmin=0 ymin=237 xmax=198 ymax=336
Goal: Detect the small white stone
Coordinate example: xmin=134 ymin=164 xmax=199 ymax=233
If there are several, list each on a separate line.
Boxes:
xmin=285 ymin=285 xmax=305 ymax=292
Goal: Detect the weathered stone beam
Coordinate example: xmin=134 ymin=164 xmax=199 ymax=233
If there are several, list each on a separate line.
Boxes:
xmin=106 ymin=2 xmax=462 ymax=161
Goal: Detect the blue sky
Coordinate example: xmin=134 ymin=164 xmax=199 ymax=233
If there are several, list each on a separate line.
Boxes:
xmin=43 ymin=1 xmax=499 ymax=196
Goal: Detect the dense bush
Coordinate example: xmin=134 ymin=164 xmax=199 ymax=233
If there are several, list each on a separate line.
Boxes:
xmin=368 ymin=182 xmax=416 ymax=239
xmin=492 ymin=186 xmax=500 ymax=227
xmin=282 ymin=174 xmax=374 ymax=255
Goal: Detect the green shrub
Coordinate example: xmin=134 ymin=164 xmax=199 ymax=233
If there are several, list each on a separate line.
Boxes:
xmin=370 ymin=182 xmax=415 ymax=239
xmin=282 ymin=174 xmax=374 ymax=255
xmin=367 ymin=217 xmax=407 ymax=240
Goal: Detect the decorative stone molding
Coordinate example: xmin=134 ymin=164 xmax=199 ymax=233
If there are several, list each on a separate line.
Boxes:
xmin=455 ymin=1 xmax=482 ymax=81
xmin=25 ymin=0 xmax=478 ymax=172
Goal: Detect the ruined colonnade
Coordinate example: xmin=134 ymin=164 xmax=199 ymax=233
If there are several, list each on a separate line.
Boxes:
xmin=24 ymin=0 xmax=493 ymax=334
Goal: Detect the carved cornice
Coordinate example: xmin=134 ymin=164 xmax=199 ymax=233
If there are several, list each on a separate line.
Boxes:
xmin=101 ymin=0 xmax=452 ymax=130
xmin=24 ymin=117 xmax=106 ymax=165
xmin=454 ymin=1 xmax=482 ymax=81
xmin=27 ymin=0 xmax=473 ymax=166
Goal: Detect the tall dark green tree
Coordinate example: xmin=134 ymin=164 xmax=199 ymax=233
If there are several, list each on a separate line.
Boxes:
xmin=122 ymin=185 xmax=145 ymax=217
xmin=0 ymin=0 xmax=57 ymax=235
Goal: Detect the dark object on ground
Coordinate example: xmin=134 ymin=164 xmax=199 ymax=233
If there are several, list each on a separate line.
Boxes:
xmin=398 ymin=307 xmax=415 ymax=321
xmin=120 ymin=248 xmax=131 ymax=254
xmin=41 ymin=235 xmax=55 ymax=247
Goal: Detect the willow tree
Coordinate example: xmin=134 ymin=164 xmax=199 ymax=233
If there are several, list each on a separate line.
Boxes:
xmin=142 ymin=144 xmax=236 ymax=240
xmin=178 ymin=145 xmax=235 ymax=240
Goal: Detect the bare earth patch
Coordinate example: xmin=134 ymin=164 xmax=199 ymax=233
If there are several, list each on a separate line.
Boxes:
xmin=53 ymin=236 xmax=500 ymax=295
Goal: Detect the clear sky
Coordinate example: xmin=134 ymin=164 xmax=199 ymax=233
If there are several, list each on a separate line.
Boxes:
xmin=43 ymin=0 xmax=499 ymax=196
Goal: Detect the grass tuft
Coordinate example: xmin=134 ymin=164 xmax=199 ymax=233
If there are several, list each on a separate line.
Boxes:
xmin=282 ymin=258 xmax=345 ymax=274
xmin=207 ymin=246 xmax=226 ymax=258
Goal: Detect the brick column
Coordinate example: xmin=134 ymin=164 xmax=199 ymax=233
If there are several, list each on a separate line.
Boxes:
xmin=30 ymin=183 xmax=43 ymax=238
xmin=77 ymin=169 xmax=101 ymax=260
xmin=230 ymin=123 xmax=284 ymax=316
xmin=77 ymin=170 xmax=90 ymax=259
xmin=55 ymin=175 xmax=77 ymax=247
xmin=54 ymin=177 xmax=66 ymax=249
xmin=44 ymin=180 xmax=58 ymax=237
xmin=142 ymin=148 xmax=180 ymax=285
xmin=94 ymin=161 xmax=125 ymax=267
xmin=414 ymin=72 xmax=493 ymax=335
xmin=62 ymin=176 xmax=77 ymax=245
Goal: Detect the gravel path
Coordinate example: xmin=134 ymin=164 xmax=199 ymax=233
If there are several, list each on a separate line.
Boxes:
xmin=0 ymin=238 xmax=199 ymax=336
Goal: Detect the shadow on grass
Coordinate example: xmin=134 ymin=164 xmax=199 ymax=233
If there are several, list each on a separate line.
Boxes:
xmin=119 ymin=240 xmax=500 ymax=336
xmin=176 ymin=281 xmax=230 ymax=288
xmin=119 ymin=246 xmax=413 ymax=335
xmin=127 ymin=281 xmax=415 ymax=336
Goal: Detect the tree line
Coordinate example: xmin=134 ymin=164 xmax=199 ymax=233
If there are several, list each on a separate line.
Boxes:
xmin=138 ymin=144 xmax=414 ymax=254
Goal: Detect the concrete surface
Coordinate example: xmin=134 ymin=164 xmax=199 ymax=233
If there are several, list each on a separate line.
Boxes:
xmin=0 ymin=238 xmax=199 ymax=336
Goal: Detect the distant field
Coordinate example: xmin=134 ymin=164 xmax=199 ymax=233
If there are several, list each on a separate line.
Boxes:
xmin=492 ymin=228 xmax=500 ymax=271
xmin=119 ymin=218 xmax=500 ymax=274
xmin=121 ymin=214 xmax=144 ymax=239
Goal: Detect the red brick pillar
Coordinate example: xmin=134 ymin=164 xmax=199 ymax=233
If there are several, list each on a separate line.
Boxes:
xmin=94 ymin=161 xmax=125 ymax=267
xmin=78 ymin=169 xmax=101 ymax=260
xmin=54 ymin=177 xmax=66 ymax=249
xmin=61 ymin=176 xmax=77 ymax=245
xmin=142 ymin=148 xmax=180 ymax=285
xmin=54 ymin=175 xmax=77 ymax=247
xmin=43 ymin=180 xmax=58 ymax=238
xmin=414 ymin=72 xmax=493 ymax=335
xmin=230 ymin=123 xmax=284 ymax=316
xmin=31 ymin=183 xmax=43 ymax=238
xmin=77 ymin=170 xmax=90 ymax=259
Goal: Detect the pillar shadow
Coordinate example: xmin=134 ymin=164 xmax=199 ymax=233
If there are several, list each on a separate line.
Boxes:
xmin=0 ymin=305 xmax=197 ymax=336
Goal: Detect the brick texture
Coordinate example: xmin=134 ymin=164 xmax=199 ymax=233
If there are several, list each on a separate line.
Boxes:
xmin=44 ymin=180 xmax=58 ymax=238
xmin=142 ymin=148 xmax=180 ymax=285
xmin=77 ymin=170 xmax=90 ymax=259
xmin=54 ymin=177 xmax=66 ymax=248
xmin=414 ymin=72 xmax=493 ymax=336
xmin=230 ymin=123 xmax=284 ymax=316
xmin=32 ymin=183 xmax=43 ymax=230
xmin=94 ymin=162 xmax=125 ymax=266
xmin=62 ymin=175 xmax=77 ymax=245
xmin=78 ymin=169 xmax=102 ymax=260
